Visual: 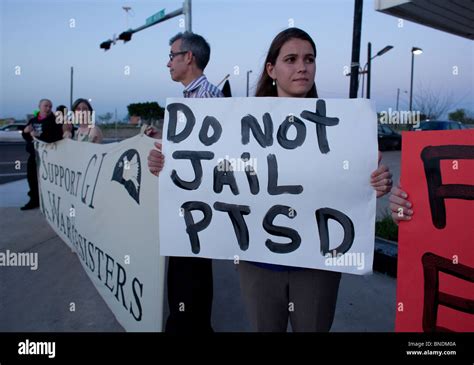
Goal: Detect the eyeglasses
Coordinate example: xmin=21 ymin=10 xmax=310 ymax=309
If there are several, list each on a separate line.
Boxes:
xmin=169 ymin=51 xmax=188 ymax=61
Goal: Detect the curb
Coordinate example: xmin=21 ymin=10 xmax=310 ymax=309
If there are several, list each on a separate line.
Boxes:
xmin=373 ymin=236 xmax=398 ymax=278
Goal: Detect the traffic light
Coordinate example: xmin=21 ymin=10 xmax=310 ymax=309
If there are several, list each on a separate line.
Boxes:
xmin=100 ymin=40 xmax=113 ymax=51
xmin=119 ymin=31 xmax=133 ymax=43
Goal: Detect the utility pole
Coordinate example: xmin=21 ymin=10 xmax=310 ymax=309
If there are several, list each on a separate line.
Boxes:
xmin=396 ymin=88 xmax=400 ymax=110
xmin=349 ymin=0 xmax=363 ymax=98
xmin=396 ymin=89 xmax=408 ymax=111
xmin=246 ymin=70 xmax=252 ymax=97
xmin=184 ymin=0 xmax=192 ymax=32
xmin=122 ymin=6 xmax=132 ymax=28
xmin=70 ymin=67 xmax=74 ymax=109
xmin=366 ymin=42 xmax=372 ymax=99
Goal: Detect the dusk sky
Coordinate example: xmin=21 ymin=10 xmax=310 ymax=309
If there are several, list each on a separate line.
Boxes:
xmin=1 ymin=0 xmax=472 ymax=120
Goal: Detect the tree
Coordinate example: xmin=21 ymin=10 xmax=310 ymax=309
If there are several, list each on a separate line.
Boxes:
xmin=414 ymin=85 xmax=454 ymax=120
xmin=127 ymin=102 xmax=164 ymax=125
xmin=448 ymin=108 xmax=474 ymax=124
xmin=98 ymin=112 xmax=113 ymax=124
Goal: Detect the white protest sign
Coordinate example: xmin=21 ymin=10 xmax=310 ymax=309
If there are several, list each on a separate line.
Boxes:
xmin=160 ymin=98 xmax=377 ymax=275
xmin=36 ymin=135 xmax=164 ymax=331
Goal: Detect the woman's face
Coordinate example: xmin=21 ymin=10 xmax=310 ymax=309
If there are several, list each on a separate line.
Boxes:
xmin=266 ymin=38 xmax=316 ymax=98
xmin=75 ymin=102 xmax=92 ymax=126
xmin=39 ymin=100 xmax=52 ymax=116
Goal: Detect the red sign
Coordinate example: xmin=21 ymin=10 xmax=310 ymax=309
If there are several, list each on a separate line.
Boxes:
xmin=396 ymin=130 xmax=474 ymax=332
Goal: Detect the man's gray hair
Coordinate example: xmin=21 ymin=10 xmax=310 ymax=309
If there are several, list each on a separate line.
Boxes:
xmin=169 ymin=32 xmax=211 ymax=71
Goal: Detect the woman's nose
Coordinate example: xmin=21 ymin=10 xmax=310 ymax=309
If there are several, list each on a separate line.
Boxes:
xmin=296 ymin=61 xmax=307 ymax=73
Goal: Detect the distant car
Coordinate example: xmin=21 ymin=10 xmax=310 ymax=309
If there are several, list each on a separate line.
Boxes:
xmin=378 ymin=124 xmax=401 ymax=151
xmin=414 ymin=120 xmax=468 ymax=131
xmin=0 ymin=123 xmax=26 ymax=142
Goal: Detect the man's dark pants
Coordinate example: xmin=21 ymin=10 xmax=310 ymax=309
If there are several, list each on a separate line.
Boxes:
xmin=26 ymin=153 xmax=39 ymax=204
xmin=165 ymin=256 xmax=213 ymax=333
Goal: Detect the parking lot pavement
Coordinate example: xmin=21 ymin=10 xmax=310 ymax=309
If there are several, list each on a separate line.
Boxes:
xmin=0 ymin=142 xmax=28 ymax=185
xmin=0 ymin=178 xmax=29 ymax=207
xmin=1 ymin=204 xmax=395 ymax=332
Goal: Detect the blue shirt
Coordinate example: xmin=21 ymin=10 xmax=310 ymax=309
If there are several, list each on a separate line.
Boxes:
xmin=251 ymin=262 xmax=304 ymax=272
xmin=183 ymin=75 xmax=224 ymax=98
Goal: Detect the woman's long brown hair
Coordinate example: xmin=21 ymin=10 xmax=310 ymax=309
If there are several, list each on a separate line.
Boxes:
xmin=255 ymin=27 xmax=318 ymax=98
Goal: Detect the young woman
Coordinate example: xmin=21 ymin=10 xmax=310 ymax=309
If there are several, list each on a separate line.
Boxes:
xmin=68 ymin=98 xmax=103 ymax=144
xmin=237 ymin=27 xmax=393 ymax=332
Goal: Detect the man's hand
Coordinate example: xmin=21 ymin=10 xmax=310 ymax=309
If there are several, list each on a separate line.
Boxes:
xmin=148 ymin=142 xmax=164 ymax=176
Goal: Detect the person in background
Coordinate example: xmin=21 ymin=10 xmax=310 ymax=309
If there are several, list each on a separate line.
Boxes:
xmin=21 ymin=98 xmax=63 ymax=210
xmin=56 ymin=104 xmax=76 ymax=139
xmin=69 ymin=98 xmax=103 ymax=144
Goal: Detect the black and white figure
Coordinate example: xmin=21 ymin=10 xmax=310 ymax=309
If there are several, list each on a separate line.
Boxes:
xmin=112 ymin=149 xmax=142 ymax=204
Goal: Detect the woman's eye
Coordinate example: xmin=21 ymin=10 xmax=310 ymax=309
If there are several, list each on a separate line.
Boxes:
xmin=305 ymin=57 xmax=315 ymax=63
xmin=285 ymin=57 xmax=296 ymax=63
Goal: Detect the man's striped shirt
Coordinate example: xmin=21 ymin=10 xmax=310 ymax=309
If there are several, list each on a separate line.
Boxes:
xmin=183 ymin=75 xmax=224 ymax=98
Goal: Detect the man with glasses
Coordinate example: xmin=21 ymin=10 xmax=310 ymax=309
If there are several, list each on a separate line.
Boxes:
xmin=147 ymin=32 xmax=223 ymax=332
xmin=167 ymin=32 xmax=223 ymax=98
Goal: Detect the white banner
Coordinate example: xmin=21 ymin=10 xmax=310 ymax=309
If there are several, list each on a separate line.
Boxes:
xmin=36 ymin=135 xmax=164 ymax=331
xmin=160 ymin=97 xmax=377 ymax=275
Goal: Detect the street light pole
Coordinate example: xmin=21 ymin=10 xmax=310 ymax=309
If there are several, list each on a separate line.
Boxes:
xmin=409 ymin=47 xmax=423 ymax=111
xmin=366 ymin=44 xmax=393 ymax=99
xmin=347 ymin=43 xmax=393 ymax=98
xmin=367 ymin=42 xmax=372 ymax=99
xmin=122 ymin=6 xmax=132 ymax=28
xmin=70 ymin=66 xmax=73 ymax=109
xmin=396 ymin=88 xmax=400 ymax=111
xmin=396 ymin=89 xmax=408 ymax=111
xmin=361 ymin=66 xmax=366 ymax=98
xmin=246 ymin=70 xmax=252 ymax=97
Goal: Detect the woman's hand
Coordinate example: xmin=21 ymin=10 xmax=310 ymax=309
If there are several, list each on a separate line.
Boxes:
xmin=148 ymin=142 xmax=164 ymax=177
xmin=371 ymin=152 xmax=392 ymax=198
xmin=63 ymin=124 xmax=73 ymax=139
xmin=389 ymin=184 xmax=413 ymax=224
